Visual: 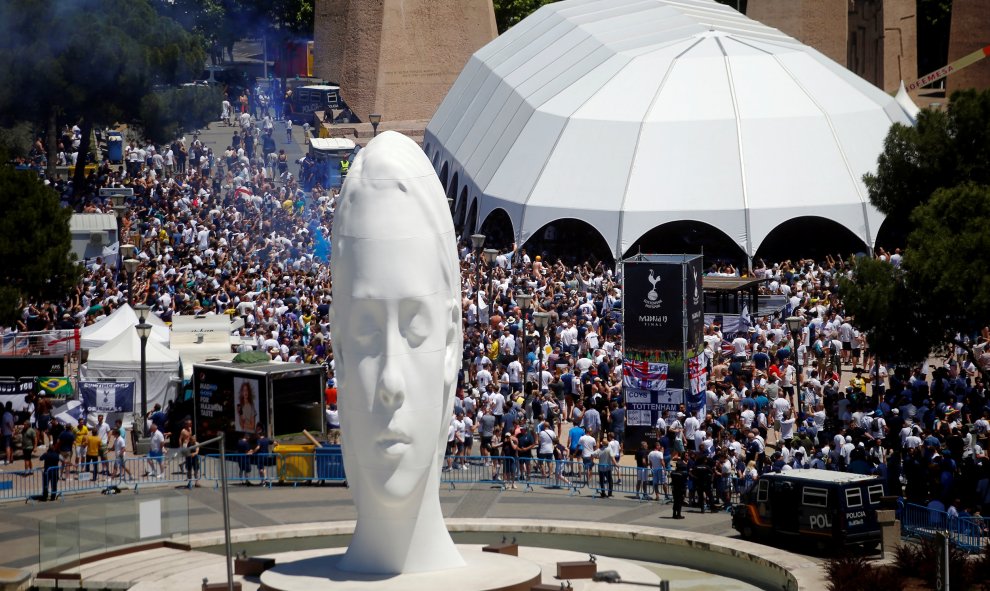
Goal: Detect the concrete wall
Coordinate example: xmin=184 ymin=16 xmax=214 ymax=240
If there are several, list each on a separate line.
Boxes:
xmin=313 ymin=0 xmax=497 ymax=122
xmin=747 ymin=0 xmax=915 ymax=94
xmin=848 ymin=0 xmax=884 ymax=88
xmin=880 ymin=0 xmax=917 ymax=93
xmin=746 ymin=0 xmax=848 ymax=65
xmin=947 ymin=0 xmax=990 ymax=95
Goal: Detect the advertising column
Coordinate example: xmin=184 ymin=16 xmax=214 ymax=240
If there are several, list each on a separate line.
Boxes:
xmin=621 ymin=255 xmax=706 ymax=451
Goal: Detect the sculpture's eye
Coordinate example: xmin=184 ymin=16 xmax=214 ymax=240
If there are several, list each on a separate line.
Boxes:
xmin=353 ymin=306 xmax=381 ymax=348
xmin=400 ymin=299 xmax=431 ymax=349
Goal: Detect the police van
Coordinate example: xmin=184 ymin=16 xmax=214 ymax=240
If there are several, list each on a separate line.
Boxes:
xmin=731 ymin=469 xmax=885 ymax=551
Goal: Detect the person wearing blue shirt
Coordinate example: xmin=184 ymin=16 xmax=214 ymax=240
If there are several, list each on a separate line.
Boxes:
xmin=567 ymin=424 xmax=585 ymax=457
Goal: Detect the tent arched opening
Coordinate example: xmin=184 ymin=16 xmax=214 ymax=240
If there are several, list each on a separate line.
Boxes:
xmin=521 ymin=218 xmax=614 ymax=267
xmin=439 ymin=162 xmax=450 ymax=190
xmin=624 ymin=220 xmax=743 ymax=265
xmin=478 ymin=208 xmax=515 ymax=251
xmin=874 ymin=212 xmax=910 ymax=253
xmin=466 ymin=198 xmax=479 ymax=235
xmin=755 ymin=216 xmax=870 ymax=262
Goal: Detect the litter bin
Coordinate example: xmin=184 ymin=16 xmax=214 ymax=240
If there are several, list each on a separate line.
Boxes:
xmin=107 ymin=131 xmax=123 ymax=164
xmin=274 ymin=443 xmax=315 ymax=482
xmin=315 ymin=445 xmax=345 ymax=481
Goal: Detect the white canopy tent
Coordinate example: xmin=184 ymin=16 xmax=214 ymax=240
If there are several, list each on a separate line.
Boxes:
xmin=80 ymin=303 xmax=170 ymax=349
xmin=425 ymin=0 xmax=918 ymax=259
xmin=81 ymin=326 xmax=182 ymax=413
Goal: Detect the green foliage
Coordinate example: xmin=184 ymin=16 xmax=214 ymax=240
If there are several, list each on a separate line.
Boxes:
xmin=824 ymin=553 xmax=902 ymax=591
xmin=0 ymin=0 xmax=205 ymax=152
xmin=493 ymin=0 xmax=559 ymax=33
xmin=0 ymin=164 xmax=81 ymax=326
xmin=848 ymin=90 xmax=990 ymax=369
xmin=838 ymin=258 xmax=933 ymax=365
xmin=894 ymin=537 xmax=976 ymax=590
xmin=139 ymin=86 xmax=224 ymax=145
xmin=0 ymin=123 xmax=35 ymax=160
xmin=864 ymin=90 xmax=990 ymax=217
xmin=904 ymin=183 xmax=990 ymax=336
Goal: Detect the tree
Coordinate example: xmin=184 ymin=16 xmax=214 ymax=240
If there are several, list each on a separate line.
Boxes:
xmin=838 ymin=258 xmax=933 ymax=365
xmin=864 ymin=90 xmax=990 ymax=218
xmin=843 ymin=90 xmax=990 ymax=377
xmin=139 ymin=86 xmax=224 ymax=146
xmin=0 ymin=0 xmax=205 ymax=183
xmin=0 ymin=164 xmax=81 ymax=326
xmin=493 ymin=0 xmax=558 ymax=33
xmin=902 ymin=183 xmax=990 ymax=377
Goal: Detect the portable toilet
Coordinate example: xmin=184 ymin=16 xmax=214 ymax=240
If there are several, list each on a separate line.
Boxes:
xmin=107 ymin=131 xmax=123 ymax=164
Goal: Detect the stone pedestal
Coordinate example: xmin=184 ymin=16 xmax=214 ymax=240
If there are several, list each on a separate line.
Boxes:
xmin=556 ymin=561 xmax=597 ymax=580
xmin=876 ymin=509 xmax=900 ymax=558
xmin=313 ymin=0 xmax=498 ymax=123
xmin=483 ymin=543 xmax=519 ymax=556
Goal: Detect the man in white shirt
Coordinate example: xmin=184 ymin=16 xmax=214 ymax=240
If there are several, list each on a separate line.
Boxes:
xmin=146 ymin=423 xmax=166 ymax=478
xmin=683 ymin=415 xmax=700 ymax=451
xmin=506 ymin=358 xmax=523 ymax=392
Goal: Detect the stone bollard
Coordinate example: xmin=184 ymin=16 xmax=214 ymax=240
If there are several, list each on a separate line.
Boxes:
xmin=876 ymin=509 xmax=900 ymax=558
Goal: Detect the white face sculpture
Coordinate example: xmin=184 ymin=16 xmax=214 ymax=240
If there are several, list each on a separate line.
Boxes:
xmin=330 ymin=132 xmax=461 ymax=509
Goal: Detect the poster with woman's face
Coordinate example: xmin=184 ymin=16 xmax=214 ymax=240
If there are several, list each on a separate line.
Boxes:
xmin=233 ymin=378 xmax=259 ymax=434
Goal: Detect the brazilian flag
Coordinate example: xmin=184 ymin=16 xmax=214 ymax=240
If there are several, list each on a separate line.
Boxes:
xmin=36 ymin=377 xmax=73 ymax=398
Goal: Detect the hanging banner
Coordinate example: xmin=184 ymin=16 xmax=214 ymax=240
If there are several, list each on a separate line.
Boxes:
xmin=0 ymin=378 xmax=34 ymax=395
xmin=622 ymin=263 xmax=683 ymax=349
xmin=622 ymin=361 xmax=668 ymax=391
xmin=80 ymin=380 xmax=135 ymax=414
xmin=686 ymin=257 xmax=705 ymax=350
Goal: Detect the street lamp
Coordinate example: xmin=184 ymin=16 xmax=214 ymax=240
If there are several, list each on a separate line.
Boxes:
xmin=136 ymin=321 xmax=152 ymax=437
xmin=470 ymin=234 xmax=486 ymax=328
xmin=481 ymin=248 xmax=500 ymax=323
xmin=369 ymin=113 xmax=382 ymax=137
xmin=134 ymin=303 xmax=150 ymax=323
xmin=785 ymin=315 xmax=803 ymax=412
xmin=123 ymin=258 xmax=140 ymax=304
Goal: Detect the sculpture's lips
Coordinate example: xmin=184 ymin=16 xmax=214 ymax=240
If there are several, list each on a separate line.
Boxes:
xmin=377 ymin=432 xmax=412 ymax=455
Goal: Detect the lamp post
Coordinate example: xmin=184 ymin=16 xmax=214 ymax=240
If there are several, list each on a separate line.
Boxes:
xmin=110 ymin=194 xmax=127 ymax=247
xmin=180 ymin=434 xmax=234 ymax=591
xmin=470 ymin=234 xmax=486 ymax=328
xmin=136 ymin=321 xmax=152 ymax=437
xmin=369 ymin=113 xmax=382 ymax=137
xmin=123 ymin=258 xmax=140 ymax=304
xmin=481 ymin=248 xmax=499 ymax=321
xmin=785 ymin=315 xmax=803 ymax=413
xmin=534 ymin=311 xmax=550 ymax=395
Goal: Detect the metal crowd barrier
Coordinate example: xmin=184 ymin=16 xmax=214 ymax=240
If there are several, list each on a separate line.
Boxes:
xmin=0 ymin=451 xmax=760 ymax=520
xmin=901 ymin=502 xmax=989 ymax=553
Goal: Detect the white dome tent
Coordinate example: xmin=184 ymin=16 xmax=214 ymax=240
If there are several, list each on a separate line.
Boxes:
xmin=425 ymin=0 xmax=918 ymax=261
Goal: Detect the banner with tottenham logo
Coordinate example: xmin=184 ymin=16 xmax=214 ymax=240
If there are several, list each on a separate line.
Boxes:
xmin=621 ymin=254 xmax=706 ymax=451
xmin=80 ymin=380 xmax=135 ymax=414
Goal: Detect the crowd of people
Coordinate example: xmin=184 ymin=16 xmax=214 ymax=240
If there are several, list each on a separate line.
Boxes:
xmin=1 ymin=119 xmax=988 ymax=523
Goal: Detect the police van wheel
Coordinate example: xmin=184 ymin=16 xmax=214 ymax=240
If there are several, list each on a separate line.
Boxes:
xmin=740 ymin=524 xmax=754 ymax=540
